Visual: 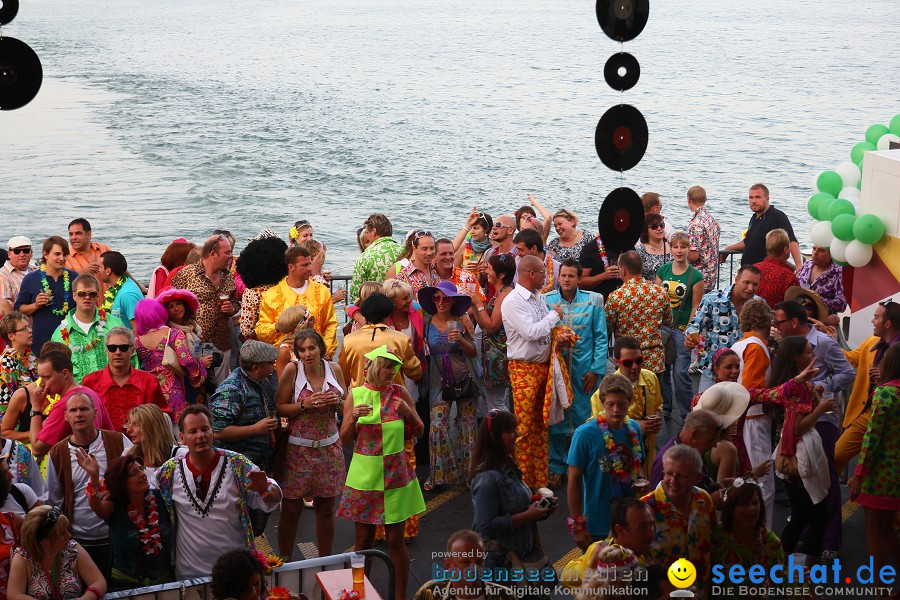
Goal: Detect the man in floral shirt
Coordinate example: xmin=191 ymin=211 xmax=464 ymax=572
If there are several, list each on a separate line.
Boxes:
xmin=642 ymin=444 xmax=715 ymax=599
xmin=349 ymin=213 xmax=402 ymax=303
xmin=686 ymin=186 xmax=721 ymax=292
xmin=604 ymin=251 xmax=672 ymax=376
xmin=685 ymin=265 xmax=762 ymax=392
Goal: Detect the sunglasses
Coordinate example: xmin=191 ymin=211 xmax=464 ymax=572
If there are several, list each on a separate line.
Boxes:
xmin=212 ymin=229 xmax=232 ymax=237
xmin=36 ymin=507 xmax=61 ymax=541
xmin=880 ymin=299 xmax=897 ymax=307
xmin=75 ymin=290 xmax=99 ymax=299
xmin=293 ymin=221 xmax=310 ymax=229
xmin=492 ymin=223 xmax=514 ymax=230
xmin=107 ymin=344 xmax=132 ymax=353
xmin=619 ymin=357 xmax=644 ymax=368
xmin=9 ymin=248 xmax=32 ymax=255
xmin=648 ymin=222 xmax=665 ymax=230
xmin=433 ymin=295 xmax=453 ymax=304
xmin=413 ymin=230 xmax=434 ymax=240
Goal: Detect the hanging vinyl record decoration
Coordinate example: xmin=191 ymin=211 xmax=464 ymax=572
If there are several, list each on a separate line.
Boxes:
xmin=0 ymin=0 xmax=19 ymax=26
xmin=597 ymin=187 xmax=644 ymax=252
xmin=0 ymin=36 xmax=43 ymax=110
xmin=596 ymin=0 xmax=649 ymax=42
xmin=594 ymin=104 xmax=647 ymax=171
xmin=604 ymin=52 xmax=640 ymax=91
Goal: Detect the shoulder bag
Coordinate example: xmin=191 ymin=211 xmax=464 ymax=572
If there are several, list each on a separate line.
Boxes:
xmin=162 ymin=328 xmax=188 ymax=377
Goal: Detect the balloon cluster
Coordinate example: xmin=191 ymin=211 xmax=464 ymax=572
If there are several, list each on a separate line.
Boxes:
xmin=807 ymin=114 xmax=900 ymax=268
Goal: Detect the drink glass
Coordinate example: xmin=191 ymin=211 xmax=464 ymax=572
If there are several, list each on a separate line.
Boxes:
xmin=351 ymin=554 xmax=365 ymax=585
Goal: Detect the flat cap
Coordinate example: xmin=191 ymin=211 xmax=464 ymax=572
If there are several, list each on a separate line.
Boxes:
xmin=239 ymin=339 xmax=278 ymax=364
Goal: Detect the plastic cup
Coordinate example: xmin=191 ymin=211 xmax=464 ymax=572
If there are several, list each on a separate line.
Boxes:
xmin=351 ymin=554 xmax=365 ymax=585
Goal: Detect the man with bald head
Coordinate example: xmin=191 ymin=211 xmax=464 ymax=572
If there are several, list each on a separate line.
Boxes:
xmin=501 ymin=255 xmax=566 ymax=488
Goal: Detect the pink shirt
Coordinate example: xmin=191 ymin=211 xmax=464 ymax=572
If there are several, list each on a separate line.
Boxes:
xmin=36 ymin=386 xmax=115 ymax=446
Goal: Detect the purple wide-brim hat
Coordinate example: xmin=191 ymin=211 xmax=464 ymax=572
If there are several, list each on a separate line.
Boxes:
xmin=418 ymin=281 xmax=472 ymax=317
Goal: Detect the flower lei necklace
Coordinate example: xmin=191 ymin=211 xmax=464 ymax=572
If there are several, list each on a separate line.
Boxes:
xmin=595 ymin=236 xmax=609 ymax=268
xmin=40 ymin=265 xmax=70 ymax=316
xmin=59 ymin=309 xmax=107 ymax=353
xmin=127 ymin=492 xmax=164 ymax=555
xmin=101 ymin=276 xmax=127 ymax=312
xmin=596 ymin=414 xmax=642 ymax=482
xmin=4 ymin=348 xmax=36 ymax=385
xmin=540 ymin=255 xmax=556 ymax=293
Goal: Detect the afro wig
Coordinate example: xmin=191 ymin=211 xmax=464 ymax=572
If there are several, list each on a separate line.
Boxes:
xmin=235 ymin=236 xmax=289 ymax=289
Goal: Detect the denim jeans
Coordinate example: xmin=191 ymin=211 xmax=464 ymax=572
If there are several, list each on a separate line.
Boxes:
xmin=699 ymin=371 xmax=715 ymax=394
xmin=660 ymin=327 xmax=693 ymax=418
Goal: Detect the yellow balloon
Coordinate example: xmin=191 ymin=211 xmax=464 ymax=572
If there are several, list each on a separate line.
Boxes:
xmin=668 ymin=558 xmax=697 ymax=589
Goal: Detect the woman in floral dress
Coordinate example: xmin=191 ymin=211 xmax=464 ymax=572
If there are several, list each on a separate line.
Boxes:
xmin=134 ymin=298 xmax=210 ymax=418
xmin=275 ymin=329 xmax=347 ymax=561
xmin=849 ymin=344 xmax=900 ymax=580
xmin=337 ymin=346 xmax=425 ymax=600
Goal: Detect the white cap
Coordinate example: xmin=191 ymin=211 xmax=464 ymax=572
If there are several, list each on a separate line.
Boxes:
xmin=7 ymin=236 xmax=32 ymax=250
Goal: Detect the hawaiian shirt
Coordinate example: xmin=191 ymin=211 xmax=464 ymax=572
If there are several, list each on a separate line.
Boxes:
xmin=0 ymin=262 xmax=35 ymax=307
xmin=171 ymin=263 xmax=238 ymax=352
xmin=687 ymin=205 xmax=721 ymax=292
xmin=604 ymin=278 xmax=672 ymax=374
xmin=685 ymin=286 xmax=764 ymax=378
xmin=349 ymin=237 xmax=402 ymax=303
xmin=210 ymin=368 xmax=277 ymax=467
xmin=0 ymin=348 xmax=37 ymax=410
xmin=397 ymin=262 xmax=441 ymax=299
xmin=50 ymin=309 xmax=132 ymax=383
xmin=796 ymin=259 xmax=847 ymax=314
xmin=642 ymin=484 xmax=715 ymax=598
xmin=753 ymin=256 xmax=800 ymax=309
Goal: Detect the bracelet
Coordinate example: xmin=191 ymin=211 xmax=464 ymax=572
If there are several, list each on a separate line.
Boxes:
xmin=86 ymin=585 xmax=102 ymax=599
xmin=85 ymin=480 xmax=107 ymax=499
xmin=566 ymin=515 xmax=587 ymax=535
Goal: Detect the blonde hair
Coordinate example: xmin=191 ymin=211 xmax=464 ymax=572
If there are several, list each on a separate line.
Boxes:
xmin=382 ymin=278 xmax=413 ymax=301
xmin=670 ymin=231 xmax=690 ymax=248
xmin=740 ymin=298 xmax=773 ymax=332
xmin=20 ymin=506 xmax=70 ymax=561
xmin=301 ymin=239 xmax=322 ymax=258
xmin=276 ymin=305 xmax=309 ymax=347
xmin=765 ymin=228 xmax=790 ymax=257
xmin=357 ymin=282 xmax=383 ymax=305
xmin=126 ymin=404 xmax=176 ymax=468
xmin=552 ymin=209 xmax=579 ymax=227
xmin=365 ymin=356 xmax=397 ymax=387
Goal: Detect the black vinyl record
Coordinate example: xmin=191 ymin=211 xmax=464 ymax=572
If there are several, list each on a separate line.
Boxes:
xmin=597 ymin=187 xmax=644 ymax=253
xmin=0 ymin=37 xmax=42 ymax=110
xmin=596 ymin=0 xmax=649 ymax=42
xmin=594 ymin=104 xmax=648 ymax=171
xmin=604 ymin=52 xmax=640 ymax=91
xmin=0 ymin=0 xmax=18 ymax=26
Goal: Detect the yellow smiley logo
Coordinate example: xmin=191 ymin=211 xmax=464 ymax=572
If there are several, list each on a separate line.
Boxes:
xmin=667 ymin=558 xmax=697 ymax=589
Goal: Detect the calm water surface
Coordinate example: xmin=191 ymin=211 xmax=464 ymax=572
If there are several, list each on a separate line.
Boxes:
xmin=2 ymin=0 xmax=899 ymax=278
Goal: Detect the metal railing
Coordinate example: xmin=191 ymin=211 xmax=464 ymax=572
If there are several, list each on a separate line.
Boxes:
xmin=105 ymin=550 xmax=395 ymax=600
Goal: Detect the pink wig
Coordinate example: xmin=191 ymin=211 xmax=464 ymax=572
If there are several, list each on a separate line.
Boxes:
xmin=135 ymin=298 xmax=169 ymax=335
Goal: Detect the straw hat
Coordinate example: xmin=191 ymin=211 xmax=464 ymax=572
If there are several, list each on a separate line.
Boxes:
xmin=693 ymin=382 xmax=751 ymax=429
xmin=784 ymin=286 xmax=828 ymax=322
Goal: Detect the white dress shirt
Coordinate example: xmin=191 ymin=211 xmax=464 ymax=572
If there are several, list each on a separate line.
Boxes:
xmin=501 ymin=284 xmax=560 ymax=363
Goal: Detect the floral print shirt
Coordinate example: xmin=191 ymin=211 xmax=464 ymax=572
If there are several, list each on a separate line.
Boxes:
xmin=642 ymin=484 xmax=715 ymax=598
xmin=349 ymin=237 xmax=403 ymax=303
xmin=546 ymin=230 xmax=595 ymax=263
xmin=796 ymin=259 xmax=847 ymax=315
xmin=687 ymin=205 xmax=721 ymax=292
xmin=0 ymin=348 xmax=37 ymax=410
xmin=239 ymin=285 xmax=273 ymax=339
xmin=604 ymin=278 xmax=673 ymax=373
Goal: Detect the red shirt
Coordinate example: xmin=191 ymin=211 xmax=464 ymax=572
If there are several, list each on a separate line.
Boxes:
xmin=754 ymin=256 xmax=800 ymax=309
xmin=81 ymin=366 xmax=169 ymax=433
xmin=37 ymin=386 xmax=115 ymax=447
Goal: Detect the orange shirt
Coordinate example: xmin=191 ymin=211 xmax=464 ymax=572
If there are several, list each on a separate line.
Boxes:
xmin=739 ymin=332 xmax=770 ymax=389
xmin=66 ymin=241 xmax=112 ymax=296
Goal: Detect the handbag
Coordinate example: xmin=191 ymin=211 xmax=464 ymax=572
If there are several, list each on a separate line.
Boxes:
xmin=442 ymin=375 xmax=475 ymax=402
xmin=774 ymin=437 xmax=800 ymax=477
xmin=162 ymin=328 xmax=188 ymax=377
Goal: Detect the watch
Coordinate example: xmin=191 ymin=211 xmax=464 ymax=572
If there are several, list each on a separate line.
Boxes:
xmin=30 ymin=410 xmax=42 ymax=418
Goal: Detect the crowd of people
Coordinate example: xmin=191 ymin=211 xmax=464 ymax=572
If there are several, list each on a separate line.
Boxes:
xmin=0 ymin=182 xmax=895 ymax=600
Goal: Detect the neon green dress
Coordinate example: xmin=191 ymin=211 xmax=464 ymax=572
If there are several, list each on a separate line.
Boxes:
xmin=336 ymin=384 xmax=425 ymax=524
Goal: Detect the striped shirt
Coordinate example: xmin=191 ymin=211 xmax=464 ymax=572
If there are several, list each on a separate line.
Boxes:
xmin=0 ymin=262 xmax=35 ymax=305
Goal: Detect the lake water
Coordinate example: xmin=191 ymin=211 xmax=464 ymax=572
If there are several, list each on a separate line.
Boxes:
xmin=2 ymin=0 xmax=899 ymax=279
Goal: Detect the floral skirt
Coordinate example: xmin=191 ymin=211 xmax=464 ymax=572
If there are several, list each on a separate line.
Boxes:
xmin=280 ymin=441 xmax=344 ymax=499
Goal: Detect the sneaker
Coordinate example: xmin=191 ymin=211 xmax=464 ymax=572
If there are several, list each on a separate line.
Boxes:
xmin=689 ymin=362 xmax=701 ymax=375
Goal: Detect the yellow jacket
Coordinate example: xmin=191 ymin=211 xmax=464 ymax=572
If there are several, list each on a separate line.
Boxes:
xmin=255 ymin=278 xmax=338 ymax=357
xmin=338 ymin=324 xmax=423 ymax=389
xmin=590 ymin=368 xmax=662 ymax=478
xmin=842 ymin=336 xmax=880 ymax=427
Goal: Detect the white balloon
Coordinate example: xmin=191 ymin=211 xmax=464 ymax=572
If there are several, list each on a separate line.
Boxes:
xmin=838 ymin=186 xmax=860 ymax=200
xmin=829 ymin=239 xmax=849 ymax=263
xmin=835 ymin=161 xmax=861 ymax=188
xmin=811 ymin=220 xmax=835 ymax=248
xmin=877 ymin=133 xmax=900 ymax=151
xmin=845 ymin=240 xmax=873 ymax=267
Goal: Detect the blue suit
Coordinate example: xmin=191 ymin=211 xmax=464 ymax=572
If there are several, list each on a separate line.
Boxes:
xmin=543 ymin=289 xmax=608 ymax=475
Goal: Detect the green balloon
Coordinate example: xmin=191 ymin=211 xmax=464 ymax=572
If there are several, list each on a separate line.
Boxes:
xmin=851 ymin=141 xmax=877 ymax=164
xmin=854 ymin=214 xmax=886 ymax=245
xmin=816 ymin=171 xmax=843 ymax=196
xmin=835 ymin=259 xmax=849 ymax=267
xmin=831 ymin=214 xmax=856 ymax=242
xmin=890 ymin=114 xmax=900 ymax=136
xmin=826 ymin=198 xmax=855 ymax=221
xmin=808 ymin=192 xmax=833 ymax=219
xmin=866 ymin=123 xmax=890 ymax=146
xmin=817 ymin=197 xmax=834 ymax=221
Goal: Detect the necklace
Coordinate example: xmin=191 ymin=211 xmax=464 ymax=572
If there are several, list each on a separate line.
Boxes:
xmin=596 ymin=415 xmax=642 ymax=482
xmin=58 ymin=309 xmax=107 ymax=353
xmin=127 ymin=492 xmax=163 ymax=555
xmin=40 ymin=265 xmax=70 ymax=316
xmin=178 ymin=453 xmax=227 ymax=518
xmin=1 ymin=347 xmax=36 ymax=386
xmin=540 ymin=255 xmax=556 ymax=293
xmin=102 ymin=276 xmax=127 ymax=312
xmin=595 ymin=237 xmax=609 ymax=268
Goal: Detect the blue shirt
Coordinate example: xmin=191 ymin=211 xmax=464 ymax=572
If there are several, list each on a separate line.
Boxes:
xmin=14 ymin=268 xmax=79 ymax=356
xmin=568 ymin=418 xmax=644 ymax=537
xmin=111 ymin=278 xmax=144 ymax=329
